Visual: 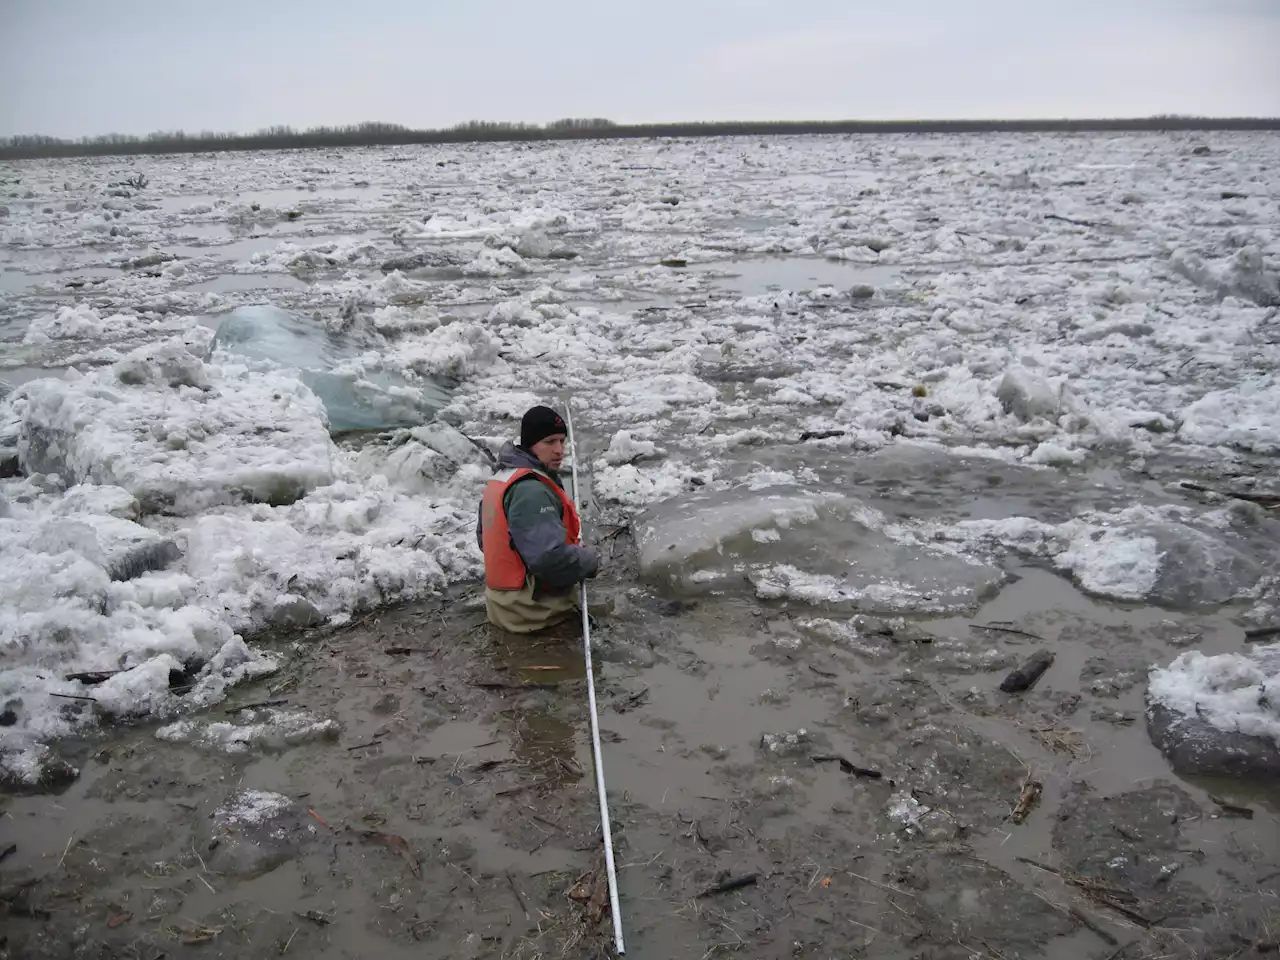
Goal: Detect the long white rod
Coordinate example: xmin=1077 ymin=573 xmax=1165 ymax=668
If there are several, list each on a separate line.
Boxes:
xmin=563 ymin=401 xmax=626 ymax=955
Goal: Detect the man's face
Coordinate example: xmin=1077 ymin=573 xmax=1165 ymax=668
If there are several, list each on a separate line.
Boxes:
xmin=531 ymin=434 xmax=567 ymax=472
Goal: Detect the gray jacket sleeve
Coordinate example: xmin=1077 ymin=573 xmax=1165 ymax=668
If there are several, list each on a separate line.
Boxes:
xmin=503 ymin=477 xmax=598 ymax=591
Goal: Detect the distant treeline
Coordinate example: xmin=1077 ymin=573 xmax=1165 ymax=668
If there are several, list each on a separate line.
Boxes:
xmin=1 ymin=115 xmax=1277 ymax=160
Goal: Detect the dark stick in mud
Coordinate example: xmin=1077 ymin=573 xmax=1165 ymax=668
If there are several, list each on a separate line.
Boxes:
xmin=1000 ymin=651 xmax=1055 ymax=692
xmin=1009 ymin=779 xmax=1043 ymax=824
xmin=970 ymin=623 xmax=1044 ymax=641
xmin=1068 ymin=906 xmax=1120 ymax=946
xmin=506 ymin=870 xmax=530 ymax=919
xmin=1016 ymin=856 xmax=1063 ymax=876
xmin=471 ymin=680 xmax=561 ymax=691
xmin=1094 ymin=898 xmax=1155 ymax=928
xmin=696 ymin=873 xmax=759 ymax=898
xmin=1244 ymin=625 xmax=1280 ymax=642
xmin=811 ymin=755 xmax=883 ymax=779
xmin=600 ymin=523 xmax=631 ymax=542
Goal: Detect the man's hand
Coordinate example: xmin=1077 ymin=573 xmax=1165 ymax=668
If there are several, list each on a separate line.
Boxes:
xmin=583 ymin=547 xmax=601 ymax=579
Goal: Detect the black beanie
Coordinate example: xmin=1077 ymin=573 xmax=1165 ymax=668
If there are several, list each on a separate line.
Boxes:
xmin=520 ymin=405 xmax=568 ymax=449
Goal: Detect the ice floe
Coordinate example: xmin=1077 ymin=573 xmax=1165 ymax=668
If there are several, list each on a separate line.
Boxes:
xmin=1147 ymin=645 xmax=1280 ymax=778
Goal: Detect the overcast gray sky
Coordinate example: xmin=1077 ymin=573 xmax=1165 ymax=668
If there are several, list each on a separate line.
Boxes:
xmin=2 ymin=0 xmax=1277 ymax=138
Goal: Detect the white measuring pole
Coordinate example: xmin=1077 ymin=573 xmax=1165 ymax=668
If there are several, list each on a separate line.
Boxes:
xmin=563 ymin=401 xmax=626 ymax=956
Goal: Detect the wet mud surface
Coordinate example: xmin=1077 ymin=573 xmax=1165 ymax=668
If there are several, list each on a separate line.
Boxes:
xmin=3 ymin=550 xmax=1278 ymax=960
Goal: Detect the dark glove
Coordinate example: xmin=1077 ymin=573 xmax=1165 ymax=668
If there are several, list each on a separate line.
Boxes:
xmin=583 ymin=547 xmax=601 ymax=579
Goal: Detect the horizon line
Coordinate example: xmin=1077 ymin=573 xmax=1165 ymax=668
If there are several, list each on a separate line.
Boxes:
xmin=4 ymin=115 xmax=1277 ymax=161
xmin=7 ymin=113 xmax=1280 ymax=142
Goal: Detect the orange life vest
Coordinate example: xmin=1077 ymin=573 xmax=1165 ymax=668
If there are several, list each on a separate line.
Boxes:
xmin=481 ymin=467 xmax=582 ymax=590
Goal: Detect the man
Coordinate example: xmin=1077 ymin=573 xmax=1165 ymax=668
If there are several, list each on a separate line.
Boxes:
xmin=476 ymin=405 xmax=600 ymax=633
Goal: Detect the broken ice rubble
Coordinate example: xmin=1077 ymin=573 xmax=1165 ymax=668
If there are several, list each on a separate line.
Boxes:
xmin=18 ymin=337 xmax=336 ymax=513
xmin=0 ymin=334 xmax=485 ymax=785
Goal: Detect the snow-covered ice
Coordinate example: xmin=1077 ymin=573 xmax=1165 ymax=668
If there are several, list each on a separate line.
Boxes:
xmin=921 ymin=503 xmax=1269 ymax=608
xmin=1147 ymin=644 xmax=1280 ymax=778
xmin=1150 ymin=646 xmax=1280 ymax=745
xmin=1179 ymin=376 xmax=1280 ymax=455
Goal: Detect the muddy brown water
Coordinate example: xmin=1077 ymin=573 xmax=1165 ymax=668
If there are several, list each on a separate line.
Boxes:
xmin=2 ymin=551 xmax=1278 ymax=960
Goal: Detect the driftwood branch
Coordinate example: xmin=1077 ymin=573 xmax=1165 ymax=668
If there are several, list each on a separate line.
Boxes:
xmin=1046 ymin=213 xmax=1100 ymax=228
xmin=696 ymin=873 xmax=759 ymax=898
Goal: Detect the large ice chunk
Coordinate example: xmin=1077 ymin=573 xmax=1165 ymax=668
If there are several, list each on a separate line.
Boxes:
xmin=409 ymin=419 xmax=493 ymax=468
xmin=1147 ymin=645 xmax=1280 ymax=778
xmin=1057 ymin=519 xmax=1261 ymax=608
xmin=1053 ymin=528 xmax=1161 ymax=600
xmin=939 ymin=504 xmax=1267 ymax=609
xmin=634 ymin=488 xmax=1007 ymax=613
xmin=211 ymin=304 xmax=449 ymax=432
xmin=1144 ymin=522 xmax=1262 ymax=608
xmin=17 ymin=337 xmax=336 ymax=514
xmin=514 ymin=231 xmax=578 ymax=260
xmin=205 ymin=789 xmax=316 ymax=878
xmin=996 ymin=367 xmax=1062 ymax=422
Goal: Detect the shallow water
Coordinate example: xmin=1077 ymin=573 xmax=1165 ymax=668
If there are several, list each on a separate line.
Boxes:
xmin=0 ymin=364 xmax=75 ymax=388
xmin=0 ymin=268 xmax=61 ymax=295
xmin=2 ymin=569 xmax=1275 ymax=959
xmin=184 ymin=272 xmax=311 ymax=293
xmin=688 ymin=256 xmax=902 ymax=295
